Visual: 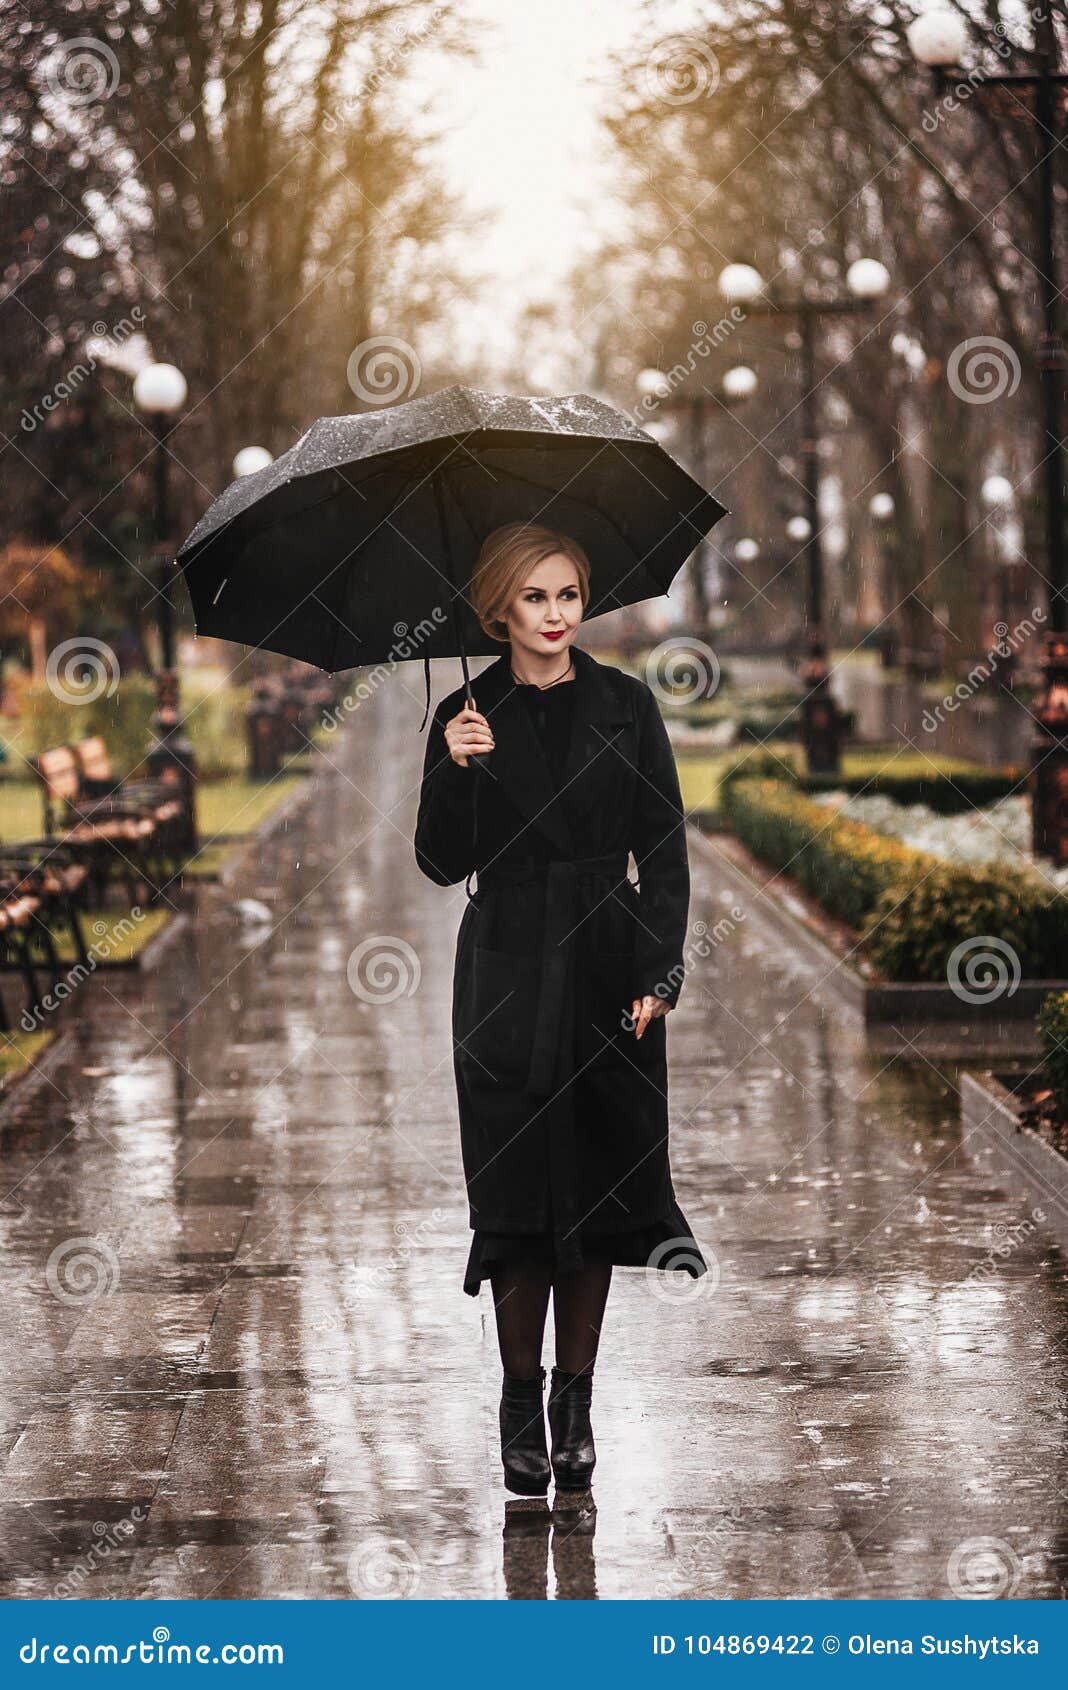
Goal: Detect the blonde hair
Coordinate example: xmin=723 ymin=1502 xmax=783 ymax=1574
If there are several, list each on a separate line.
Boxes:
xmin=471 ymin=523 xmax=591 ymax=642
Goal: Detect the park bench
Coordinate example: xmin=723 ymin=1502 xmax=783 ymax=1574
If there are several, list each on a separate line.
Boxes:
xmin=71 ymin=735 xmax=188 ymax=860
xmin=30 ymin=742 xmax=179 ymax=907
xmin=0 ymin=841 xmax=91 ymax=1029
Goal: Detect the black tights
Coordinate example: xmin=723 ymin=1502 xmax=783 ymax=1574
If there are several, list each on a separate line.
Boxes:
xmin=490 ymin=1258 xmax=613 ymax=1378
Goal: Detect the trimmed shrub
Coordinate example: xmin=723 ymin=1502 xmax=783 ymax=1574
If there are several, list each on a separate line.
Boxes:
xmin=718 ymin=746 xmax=803 ymax=792
xmin=1038 ymin=991 xmax=1068 ymax=1116
xmin=4 ymin=675 xmax=254 ymax=783
xmin=862 ymin=865 xmax=1068 ymax=984
xmin=721 ymin=777 xmax=933 ymax=930
xmin=11 ymin=677 xmax=158 ymax=778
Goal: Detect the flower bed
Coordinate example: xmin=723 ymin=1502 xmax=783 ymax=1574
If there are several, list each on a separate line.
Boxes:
xmin=811 ymin=790 xmax=1068 ymax=891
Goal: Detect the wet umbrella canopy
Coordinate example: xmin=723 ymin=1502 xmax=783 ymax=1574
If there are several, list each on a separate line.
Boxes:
xmin=175 ymin=385 xmax=728 ymax=675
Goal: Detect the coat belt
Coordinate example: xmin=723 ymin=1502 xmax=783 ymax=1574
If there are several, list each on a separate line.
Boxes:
xmin=476 ymin=852 xmax=630 ymax=1098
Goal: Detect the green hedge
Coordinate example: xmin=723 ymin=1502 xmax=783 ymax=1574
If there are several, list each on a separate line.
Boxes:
xmin=3 ymin=676 xmax=254 ymax=782
xmin=7 ymin=678 xmax=158 ymax=779
xmin=804 ymin=765 xmax=1019 ymax=813
xmin=721 ymin=777 xmax=931 ymax=930
xmin=1038 ymin=991 xmax=1068 ymax=1116
xmin=862 ymin=866 xmax=1068 ymax=983
xmin=722 ymin=776 xmax=1068 ymax=982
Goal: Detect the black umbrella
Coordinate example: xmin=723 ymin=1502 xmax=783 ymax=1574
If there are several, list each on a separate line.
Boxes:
xmin=176 ymin=385 xmax=728 ymax=706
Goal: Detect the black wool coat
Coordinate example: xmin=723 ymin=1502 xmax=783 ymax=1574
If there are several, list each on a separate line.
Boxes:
xmin=414 ymin=645 xmax=691 ymax=1251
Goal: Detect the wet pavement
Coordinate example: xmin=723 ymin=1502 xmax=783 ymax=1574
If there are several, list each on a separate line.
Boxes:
xmin=2 ymin=662 xmax=1068 ymax=1601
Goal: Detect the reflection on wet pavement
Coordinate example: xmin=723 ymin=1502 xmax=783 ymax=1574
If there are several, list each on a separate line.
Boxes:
xmin=1 ymin=668 xmax=1067 ymax=1600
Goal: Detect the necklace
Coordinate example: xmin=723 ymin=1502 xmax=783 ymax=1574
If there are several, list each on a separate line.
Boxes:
xmin=510 ymin=656 xmax=575 ymax=691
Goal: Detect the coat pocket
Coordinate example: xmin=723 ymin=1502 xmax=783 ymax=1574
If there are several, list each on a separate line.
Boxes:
xmin=456 ymin=945 xmax=541 ymax=1082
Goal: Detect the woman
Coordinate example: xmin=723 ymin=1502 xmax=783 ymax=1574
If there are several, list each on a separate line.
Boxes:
xmin=414 ymin=521 xmax=707 ymax=1497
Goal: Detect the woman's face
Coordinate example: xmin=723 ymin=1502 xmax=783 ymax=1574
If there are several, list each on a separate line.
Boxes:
xmin=503 ymin=553 xmax=584 ymax=662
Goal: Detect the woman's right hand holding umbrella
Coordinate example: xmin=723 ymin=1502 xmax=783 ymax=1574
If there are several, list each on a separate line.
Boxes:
xmin=445 ymin=706 xmax=495 ymax=767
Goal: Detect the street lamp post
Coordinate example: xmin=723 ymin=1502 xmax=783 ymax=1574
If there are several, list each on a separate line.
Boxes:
xmin=637 ymin=364 xmax=757 ymax=645
xmin=909 ymin=9 xmax=1068 ymax=859
xmin=719 ymin=259 xmax=891 ymax=775
xmin=869 ymin=491 xmax=898 ymax=667
xmin=981 ymin=474 xmax=1022 ymax=693
xmin=132 ymin=361 xmax=198 ymax=854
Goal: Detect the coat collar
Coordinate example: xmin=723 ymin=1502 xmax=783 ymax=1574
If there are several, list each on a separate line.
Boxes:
xmin=471 ymin=645 xmax=631 ymax=857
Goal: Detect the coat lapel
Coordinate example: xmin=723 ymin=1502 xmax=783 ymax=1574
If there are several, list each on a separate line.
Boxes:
xmin=473 ymin=646 xmax=630 ymax=858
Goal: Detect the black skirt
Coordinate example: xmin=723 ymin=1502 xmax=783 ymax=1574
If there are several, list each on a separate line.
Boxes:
xmin=463 ymin=1196 xmax=708 ymax=1296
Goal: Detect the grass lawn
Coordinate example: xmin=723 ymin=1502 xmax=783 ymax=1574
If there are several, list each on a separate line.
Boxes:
xmin=0 ymin=1028 xmax=56 ymax=1086
xmin=193 ymin=772 xmax=305 ymax=839
xmin=13 ymin=906 xmax=175 ymax=969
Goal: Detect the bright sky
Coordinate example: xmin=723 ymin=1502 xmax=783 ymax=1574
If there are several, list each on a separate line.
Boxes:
xmin=409 ymin=0 xmax=652 ymax=376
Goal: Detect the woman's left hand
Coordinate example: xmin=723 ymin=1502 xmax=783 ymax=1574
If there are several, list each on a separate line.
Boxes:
xmin=630 ymin=994 xmax=672 ymax=1040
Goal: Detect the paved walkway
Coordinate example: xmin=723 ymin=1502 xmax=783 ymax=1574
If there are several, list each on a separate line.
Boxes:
xmin=2 ymin=667 xmax=1067 ymax=1600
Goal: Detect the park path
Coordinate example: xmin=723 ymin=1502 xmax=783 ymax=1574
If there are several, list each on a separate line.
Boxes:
xmin=1 ymin=663 xmax=1067 ymax=1600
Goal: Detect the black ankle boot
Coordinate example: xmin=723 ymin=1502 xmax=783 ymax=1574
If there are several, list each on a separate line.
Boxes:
xmin=547 ymin=1364 xmax=596 ymax=1490
xmin=499 ymin=1367 xmax=550 ymax=1495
